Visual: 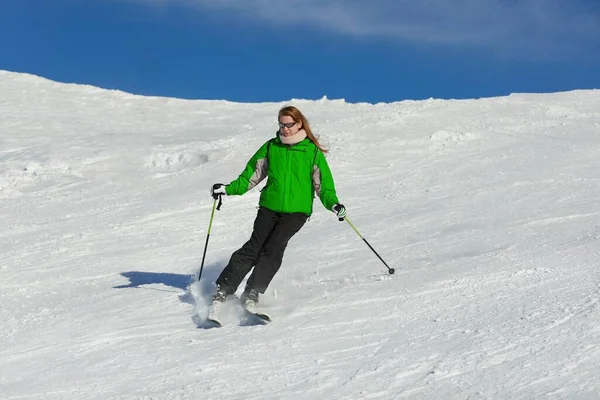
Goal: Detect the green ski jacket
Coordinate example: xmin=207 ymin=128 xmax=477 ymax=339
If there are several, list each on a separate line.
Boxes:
xmin=225 ymin=135 xmax=339 ymax=216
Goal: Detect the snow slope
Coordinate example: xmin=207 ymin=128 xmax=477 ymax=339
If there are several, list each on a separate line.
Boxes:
xmin=1 ymin=70 xmax=599 ymax=399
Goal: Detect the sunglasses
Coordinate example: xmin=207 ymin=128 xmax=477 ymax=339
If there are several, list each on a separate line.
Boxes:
xmin=278 ymin=122 xmax=296 ymax=129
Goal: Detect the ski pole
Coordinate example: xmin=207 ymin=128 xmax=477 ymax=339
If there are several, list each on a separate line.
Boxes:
xmin=197 ymin=194 xmax=223 ymax=282
xmin=343 ymin=216 xmax=395 ymax=275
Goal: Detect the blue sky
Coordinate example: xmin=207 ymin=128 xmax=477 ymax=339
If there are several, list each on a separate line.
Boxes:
xmin=1 ymin=0 xmax=599 ymax=103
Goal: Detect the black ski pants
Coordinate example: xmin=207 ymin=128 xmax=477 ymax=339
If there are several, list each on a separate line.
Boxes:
xmin=216 ymin=207 xmax=308 ymax=295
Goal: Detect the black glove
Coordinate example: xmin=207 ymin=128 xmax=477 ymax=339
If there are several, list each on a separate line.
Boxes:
xmin=211 ymin=183 xmax=227 ymax=200
xmin=332 ymin=203 xmax=347 ymax=221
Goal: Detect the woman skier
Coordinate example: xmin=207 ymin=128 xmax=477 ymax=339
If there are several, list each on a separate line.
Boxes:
xmin=208 ymin=105 xmax=346 ymax=320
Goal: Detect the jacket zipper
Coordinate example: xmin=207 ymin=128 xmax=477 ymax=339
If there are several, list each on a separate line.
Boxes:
xmin=283 ymin=147 xmax=291 ymax=210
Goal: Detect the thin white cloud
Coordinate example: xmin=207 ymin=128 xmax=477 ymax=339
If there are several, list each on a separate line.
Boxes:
xmin=127 ymin=0 xmax=600 ymax=58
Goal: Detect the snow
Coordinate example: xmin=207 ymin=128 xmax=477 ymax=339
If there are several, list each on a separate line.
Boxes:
xmin=1 ymin=69 xmax=599 ymax=399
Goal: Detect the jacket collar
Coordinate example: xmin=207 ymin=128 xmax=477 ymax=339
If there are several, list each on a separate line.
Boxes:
xmin=274 ymin=132 xmax=311 ymax=148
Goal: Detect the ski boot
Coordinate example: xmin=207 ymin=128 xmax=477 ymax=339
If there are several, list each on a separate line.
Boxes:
xmin=206 ymin=287 xmax=228 ymax=326
xmin=240 ymin=286 xmax=260 ymax=313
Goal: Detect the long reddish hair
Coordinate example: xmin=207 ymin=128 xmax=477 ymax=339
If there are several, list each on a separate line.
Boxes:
xmin=278 ymin=106 xmax=328 ymax=153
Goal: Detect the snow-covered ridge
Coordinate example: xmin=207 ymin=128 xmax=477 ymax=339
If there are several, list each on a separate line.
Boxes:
xmin=2 ymin=68 xmax=598 ymax=103
xmin=1 ymin=70 xmax=600 ymax=399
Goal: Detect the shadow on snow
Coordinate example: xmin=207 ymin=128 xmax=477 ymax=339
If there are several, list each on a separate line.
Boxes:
xmin=113 ymin=264 xmax=266 ymax=328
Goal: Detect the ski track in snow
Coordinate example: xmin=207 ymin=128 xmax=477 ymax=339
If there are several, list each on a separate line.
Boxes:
xmin=1 ymin=71 xmax=600 ymax=399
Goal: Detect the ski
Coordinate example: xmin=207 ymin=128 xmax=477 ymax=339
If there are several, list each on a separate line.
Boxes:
xmin=202 ymin=294 xmax=271 ymax=327
xmin=204 ymin=309 xmax=270 ymax=327
xmin=206 ymin=317 xmax=223 ymax=328
xmin=244 ymin=310 xmax=271 ymax=323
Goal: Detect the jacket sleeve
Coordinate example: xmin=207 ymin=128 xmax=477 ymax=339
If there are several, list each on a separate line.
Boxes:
xmin=225 ymin=140 xmax=270 ymax=196
xmin=312 ymin=150 xmax=340 ymax=210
